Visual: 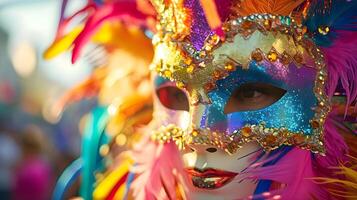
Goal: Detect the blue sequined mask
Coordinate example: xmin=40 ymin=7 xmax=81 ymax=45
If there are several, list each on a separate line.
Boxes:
xmin=207 ymin=61 xmax=317 ymax=136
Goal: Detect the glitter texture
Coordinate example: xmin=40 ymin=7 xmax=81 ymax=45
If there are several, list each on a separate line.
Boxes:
xmin=184 ymin=0 xmax=212 ymax=50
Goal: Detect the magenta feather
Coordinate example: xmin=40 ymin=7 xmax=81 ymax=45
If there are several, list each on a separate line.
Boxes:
xmin=71 ymin=1 xmax=151 ymax=63
xmin=323 ymin=31 xmax=357 ymax=109
xmin=242 ymin=116 xmax=349 ymax=199
xmin=243 ymin=148 xmax=330 ymax=199
xmin=130 ymin=128 xmax=189 ymax=200
xmin=56 ymin=4 xmax=96 ymax=40
xmin=315 ymin=117 xmax=349 ymax=172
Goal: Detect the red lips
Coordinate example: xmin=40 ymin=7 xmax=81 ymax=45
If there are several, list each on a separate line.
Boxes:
xmin=186 ymin=168 xmax=238 ymax=189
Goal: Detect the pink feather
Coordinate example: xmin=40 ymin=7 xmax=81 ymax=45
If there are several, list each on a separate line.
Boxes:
xmin=129 ymin=127 xmax=189 ymax=200
xmin=56 ymin=4 xmax=96 ymax=39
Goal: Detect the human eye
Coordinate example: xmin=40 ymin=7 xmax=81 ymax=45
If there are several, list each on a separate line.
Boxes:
xmin=224 ymin=83 xmax=286 ymax=113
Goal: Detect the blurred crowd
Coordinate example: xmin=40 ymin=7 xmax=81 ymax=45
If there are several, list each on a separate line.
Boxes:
xmin=0 ymin=129 xmax=59 ymax=200
xmin=0 ymin=0 xmax=93 ymax=199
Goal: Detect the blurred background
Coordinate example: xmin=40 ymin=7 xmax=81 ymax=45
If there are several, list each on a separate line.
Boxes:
xmin=0 ymin=0 xmax=96 ymax=199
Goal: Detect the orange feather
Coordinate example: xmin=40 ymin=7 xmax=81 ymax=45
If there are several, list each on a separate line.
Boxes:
xmin=199 ymin=0 xmax=221 ymax=29
xmin=235 ymin=0 xmax=306 ymax=16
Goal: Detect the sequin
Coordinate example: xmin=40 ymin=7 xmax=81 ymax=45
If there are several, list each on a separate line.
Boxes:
xmin=267 ymin=51 xmax=278 ymax=62
xmin=251 ymin=50 xmax=264 ymax=62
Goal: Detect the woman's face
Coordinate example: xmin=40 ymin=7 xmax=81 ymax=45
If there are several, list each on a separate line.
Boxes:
xmin=152 ymin=56 xmax=317 ymax=198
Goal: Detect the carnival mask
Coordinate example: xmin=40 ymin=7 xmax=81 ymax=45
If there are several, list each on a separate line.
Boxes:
xmin=151 ymin=17 xmax=329 ymax=155
xmin=149 ymin=0 xmax=331 ymax=195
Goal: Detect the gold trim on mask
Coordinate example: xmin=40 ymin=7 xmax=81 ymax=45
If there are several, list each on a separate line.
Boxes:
xmin=151 ymin=121 xmax=325 ymax=155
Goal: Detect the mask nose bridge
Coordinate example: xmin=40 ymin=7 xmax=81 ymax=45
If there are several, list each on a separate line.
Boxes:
xmin=189 ymin=103 xmax=228 ymax=132
xmin=190 ymin=104 xmax=208 ymax=129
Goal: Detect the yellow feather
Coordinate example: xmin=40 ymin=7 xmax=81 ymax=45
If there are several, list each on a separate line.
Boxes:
xmin=314 ymin=156 xmax=357 ymax=199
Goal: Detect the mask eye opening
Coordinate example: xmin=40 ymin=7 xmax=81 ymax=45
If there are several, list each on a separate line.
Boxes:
xmin=156 ymin=86 xmax=190 ymax=111
xmin=224 ymin=82 xmax=286 ymax=114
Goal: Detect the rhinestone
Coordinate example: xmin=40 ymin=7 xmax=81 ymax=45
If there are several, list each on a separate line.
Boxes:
xmin=163 ymin=70 xmax=172 ymax=78
xmin=241 ymin=21 xmax=253 ymax=29
xmin=263 ymin=19 xmax=272 ymax=30
xmin=294 ymin=53 xmax=303 ymax=64
xmin=184 ymin=57 xmax=192 ymax=65
xmin=199 ymin=51 xmax=206 ymax=57
xmin=292 ymin=134 xmax=305 ymax=145
xmin=204 ymin=82 xmax=216 ymax=91
xmin=241 ymin=127 xmax=252 ymax=137
xmin=267 ymin=51 xmax=278 ymax=62
xmin=280 ymin=53 xmax=291 ymax=65
xmin=279 ymin=16 xmax=285 ymax=24
xmin=186 ymin=65 xmax=195 ymax=74
xmin=186 ymin=47 xmax=195 ymax=54
xmin=265 ymin=135 xmax=277 ymax=144
xmin=210 ymin=35 xmax=220 ymax=45
xmin=310 ymin=120 xmax=320 ymax=129
xmin=318 ymin=26 xmax=330 ymax=35
xmin=224 ymin=62 xmax=236 ymax=71
xmin=190 ymin=92 xmax=200 ymax=105
xmin=213 ymin=70 xmax=222 ymax=79
xmin=176 ymin=81 xmax=185 ymax=89
xmin=198 ymin=62 xmax=206 ymax=68
xmin=251 ymin=50 xmax=264 ymax=62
